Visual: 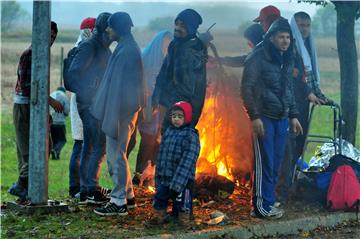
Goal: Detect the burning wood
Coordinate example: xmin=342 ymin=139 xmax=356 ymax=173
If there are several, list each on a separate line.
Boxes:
xmin=194 ymin=173 xmax=235 ymax=201
xmin=139 ymin=160 xmax=155 ymax=187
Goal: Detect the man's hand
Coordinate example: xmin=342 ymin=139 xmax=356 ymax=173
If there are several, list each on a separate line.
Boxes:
xmin=290 ymin=118 xmax=303 ymax=136
xmin=49 ymin=97 xmax=64 ymax=113
xmin=252 ymin=118 xmax=265 ymax=137
xmin=308 ymin=93 xmax=326 ymax=105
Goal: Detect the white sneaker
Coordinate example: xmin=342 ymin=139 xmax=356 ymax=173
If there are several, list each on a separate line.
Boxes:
xmin=265 ymin=206 xmax=284 ymax=219
xmin=274 ymin=201 xmax=281 ymax=207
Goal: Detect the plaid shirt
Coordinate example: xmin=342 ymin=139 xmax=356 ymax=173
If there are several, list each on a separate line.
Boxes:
xmin=155 ymin=126 xmax=200 ymax=193
xmin=15 ymin=46 xmax=32 ymax=98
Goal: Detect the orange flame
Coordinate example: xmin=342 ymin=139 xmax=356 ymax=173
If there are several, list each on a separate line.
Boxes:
xmin=196 ymin=66 xmax=253 ymax=183
xmin=147 ymin=186 xmax=156 ymax=193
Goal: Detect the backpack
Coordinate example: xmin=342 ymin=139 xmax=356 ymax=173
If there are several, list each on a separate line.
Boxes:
xmin=327 ymin=165 xmax=360 ymax=212
xmin=63 ymin=46 xmax=79 ymax=93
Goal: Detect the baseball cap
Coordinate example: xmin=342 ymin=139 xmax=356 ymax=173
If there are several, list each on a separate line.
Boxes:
xmin=253 ymin=5 xmax=280 ymax=22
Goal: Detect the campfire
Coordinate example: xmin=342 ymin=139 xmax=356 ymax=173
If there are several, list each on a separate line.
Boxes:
xmin=194 ymin=63 xmax=254 ymax=201
xmin=140 ymin=63 xmax=254 ymax=202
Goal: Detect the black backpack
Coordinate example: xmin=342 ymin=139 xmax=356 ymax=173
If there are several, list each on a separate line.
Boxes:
xmin=63 ymin=46 xmax=80 ymax=93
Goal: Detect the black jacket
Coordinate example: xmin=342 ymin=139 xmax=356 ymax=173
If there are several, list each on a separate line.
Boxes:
xmin=152 ymin=36 xmax=207 ymax=126
xmin=241 ymin=18 xmax=298 ymax=120
xmin=68 ymin=34 xmax=111 ymax=111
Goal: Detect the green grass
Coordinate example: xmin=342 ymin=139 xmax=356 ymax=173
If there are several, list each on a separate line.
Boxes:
xmin=1 ymin=33 xmax=359 ymax=238
xmin=1 ymin=112 xmax=139 ymax=202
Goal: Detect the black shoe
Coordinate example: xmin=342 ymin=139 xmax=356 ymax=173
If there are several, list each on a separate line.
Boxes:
xmin=69 ymin=187 xmax=80 ymax=198
xmin=132 ymin=173 xmax=141 ymax=185
xmin=127 ymin=197 xmax=136 ymax=209
xmin=51 ymin=150 xmax=56 ymax=160
xmin=8 ymin=182 xmax=27 ymax=199
xmin=78 ymin=192 xmax=88 ymax=205
xmin=99 ymin=187 xmax=111 ymax=197
xmin=87 ymin=190 xmax=109 ymax=205
xmin=94 ymin=202 xmax=128 ymax=216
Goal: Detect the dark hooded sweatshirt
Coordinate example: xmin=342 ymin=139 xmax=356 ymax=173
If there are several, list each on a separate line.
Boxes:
xmin=241 ymin=18 xmax=299 ymax=120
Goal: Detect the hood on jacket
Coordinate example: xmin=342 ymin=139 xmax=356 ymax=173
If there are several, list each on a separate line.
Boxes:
xmin=175 ymin=9 xmax=202 ymax=36
xmin=172 ymin=101 xmax=192 ymax=125
xmin=263 ymin=17 xmax=294 ymax=59
xmin=108 ymin=12 xmax=133 ymax=37
xmin=95 ymin=12 xmax=111 ymax=34
xmin=244 ymin=23 xmax=264 ymax=47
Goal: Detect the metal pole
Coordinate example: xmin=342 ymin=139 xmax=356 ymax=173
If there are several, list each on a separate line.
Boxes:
xmin=28 ymin=1 xmax=51 ymax=205
xmin=60 ymin=46 xmax=64 ymax=86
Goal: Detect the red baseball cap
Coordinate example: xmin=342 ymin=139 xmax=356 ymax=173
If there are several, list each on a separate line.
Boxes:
xmin=80 ymin=17 xmax=96 ymax=30
xmin=253 ymin=5 xmax=280 ymax=22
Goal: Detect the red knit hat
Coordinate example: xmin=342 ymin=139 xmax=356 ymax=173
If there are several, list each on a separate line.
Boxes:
xmin=253 ymin=5 xmax=280 ymax=22
xmin=80 ymin=17 xmax=96 ymax=30
xmin=172 ymin=101 xmax=192 ymax=125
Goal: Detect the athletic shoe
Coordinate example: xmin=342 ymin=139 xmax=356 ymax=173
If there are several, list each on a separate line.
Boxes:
xmin=127 ymin=197 xmax=136 ymax=209
xmin=274 ymin=201 xmax=281 ymax=207
xmin=8 ymin=183 xmax=27 ymax=199
xmin=265 ymin=206 xmax=284 ymax=219
xmin=94 ymin=202 xmax=128 ymax=216
xmin=78 ymin=192 xmax=88 ymax=205
xmin=99 ymin=187 xmax=111 ymax=197
xmin=87 ymin=190 xmax=109 ymax=205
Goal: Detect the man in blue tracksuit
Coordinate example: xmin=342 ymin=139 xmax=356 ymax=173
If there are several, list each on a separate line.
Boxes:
xmin=242 ymin=18 xmax=303 ymax=219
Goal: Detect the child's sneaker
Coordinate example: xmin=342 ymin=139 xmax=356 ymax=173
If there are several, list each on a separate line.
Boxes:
xmin=94 ymin=202 xmax=128 ymax=216
xmin=127 ymin=197 xmax=136 ymax=209
xmin=146 ymin=208 xmax=167 ymax=226
xmin=87 ymin=190 xmax=109 ymax=205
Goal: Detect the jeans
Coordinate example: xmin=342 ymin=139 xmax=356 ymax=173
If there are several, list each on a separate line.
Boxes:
xmin=69 ymin=139 xmax=83 ymax=195
xmin=106 ymin=112 xmax=138 ymax=206
xmin=153 ymin=183 xmax=193 ymax=216
xmin=79 ymin=107 xmax=106 ymax=193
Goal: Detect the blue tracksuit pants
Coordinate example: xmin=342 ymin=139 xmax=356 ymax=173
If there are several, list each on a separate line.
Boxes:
xmin=253 ymin=116 xmax=289 ymax=216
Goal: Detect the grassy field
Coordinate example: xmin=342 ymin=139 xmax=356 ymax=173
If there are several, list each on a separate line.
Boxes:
xmin=1 ymin=30 xmax=360 ymax=238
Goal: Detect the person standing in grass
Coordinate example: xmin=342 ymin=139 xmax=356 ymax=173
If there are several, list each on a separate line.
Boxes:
xmin=68 ymin=17 xmax=96 ymax=198
xmin=9 ymin=21 xmax=64 ymax=201
xmin=49 ymin=86 xmax=70 ymax=160
xmin=91 ymin=12 xmax=145 ymax=216
xmin=68 ymin=12 xmax=113 ymax=205
xmin=290 ymin=11 xmax=329 ymax=161
xmin=147 ymin=101 xmax=200 ymax=225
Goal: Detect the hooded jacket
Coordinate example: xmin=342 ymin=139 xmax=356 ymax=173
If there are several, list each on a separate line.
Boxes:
xmin=155 ymin=102 xmax=200 ymax=193
xmin=242 ymin=18 xmax=298 ymax=120
xmin=68 ymin=13 xmax=111 ymax=111
xmin=152 ymin=35 xmax=207 ymax=127
xmin=91 ymin=34 xmax=145 ymax=138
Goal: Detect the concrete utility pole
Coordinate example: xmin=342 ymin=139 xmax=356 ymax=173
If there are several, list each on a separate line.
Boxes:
xmin=28 ymin=1 xmax=51 ymax=205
